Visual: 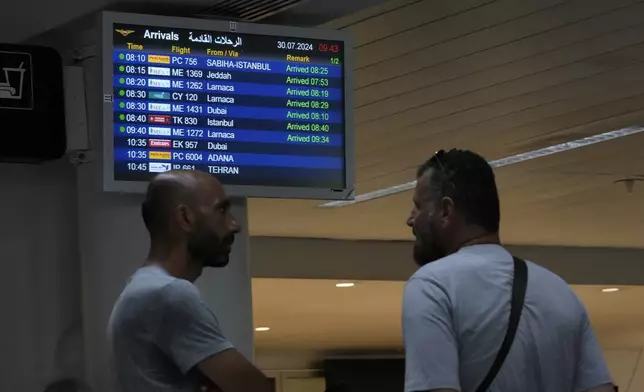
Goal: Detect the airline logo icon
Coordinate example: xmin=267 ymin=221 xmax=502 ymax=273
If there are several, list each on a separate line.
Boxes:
xmin=149 ymin=162 xmax=171 ymax=173
xmin=149 ymin=151 xmax=172 ymax=160
xmin=147 ymin=66 xmax=171 ymax=76
xmin=148 ymin=79 xmax=171 ymax=88
xmin=148 ymin=139 xmax=171 ymax=148
xmin=148 ymin=126 xmax=171 ymax=136
xmin=115 ymin=29 xmax=135 ymax=37
xmin=148 ymin=55 xmax=170 ymax=64
xmin=148 ymin=115 xmax=172 ymax=124
xmin=148 ymin=102 xmax=171 ymax=112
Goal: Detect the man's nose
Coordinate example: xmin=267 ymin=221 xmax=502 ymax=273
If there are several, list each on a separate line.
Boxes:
xmin=229 ymin=216 xmax=241 ymax=234
xmin=406 ymin=213 xmax=415 ymax=228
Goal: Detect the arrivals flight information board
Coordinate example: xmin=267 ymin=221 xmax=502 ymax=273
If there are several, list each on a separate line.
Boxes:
xmin=103 ymin=13 xmax=353 ymax=198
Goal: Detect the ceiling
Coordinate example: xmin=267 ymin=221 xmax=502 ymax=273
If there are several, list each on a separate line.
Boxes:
xmin=0 ymin=0 xmax=390 ymax=43
xmin=248 ymin=0 xmax=644 ymax=249
xmin=252 ymin=278 xmax=644 ymax=351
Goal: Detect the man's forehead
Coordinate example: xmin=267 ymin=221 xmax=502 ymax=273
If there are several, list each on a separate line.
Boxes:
xmin=416 ymin=169 xmax=434 ymax=191
xmin=414 ymin=169 xmax=441 ymax=203
xmin=196 ymin=179 xmax=227 ymax=204
xmin=154 ymin=171 xmax=227 ymax=204
xmin=210 ymin=185 xmax=228 ymax=205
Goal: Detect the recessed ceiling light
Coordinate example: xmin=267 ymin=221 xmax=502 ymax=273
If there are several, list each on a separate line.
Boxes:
xmin=336 ymin=282 xmax=355 ymax=288
xmin=601 ymin=288 xmax=620 ymax=293
xmin=255 ymin=327 xmax=270 ymax=332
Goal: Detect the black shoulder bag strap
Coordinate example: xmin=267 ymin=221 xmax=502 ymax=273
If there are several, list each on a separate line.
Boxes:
xmin=474 ymin=256 xmax=528 ymax=392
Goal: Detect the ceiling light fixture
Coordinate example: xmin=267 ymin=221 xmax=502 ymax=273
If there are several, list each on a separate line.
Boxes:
xmin=335 ymin=282 xmax=355 ymax=288
xmin=254 ymin=327 xmax=270 ymax=332
xmin=319 ymin=126 xmax=644 ymax=207
xmin=601 ymin=288 xmax=620 ymax=293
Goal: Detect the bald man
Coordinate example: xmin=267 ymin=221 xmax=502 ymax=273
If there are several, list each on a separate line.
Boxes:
xmin=107 ymin=171 xmax=271 ymax=392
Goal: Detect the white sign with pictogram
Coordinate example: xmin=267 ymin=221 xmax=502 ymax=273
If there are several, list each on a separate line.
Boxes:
xmin=0 ymin=51 xmax=34 ymax=110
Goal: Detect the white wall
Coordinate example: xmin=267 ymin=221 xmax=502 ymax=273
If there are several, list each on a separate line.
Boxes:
xmin=604 ymin=349 xmax=644 ymax=391
xmin=0 ymin=161 xmax=82 ymax=391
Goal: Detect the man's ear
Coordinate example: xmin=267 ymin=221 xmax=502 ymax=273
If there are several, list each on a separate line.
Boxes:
xmin=439 ymin=196 xmax=455 ymax=222
xmin=176 ymin=204 xmax=195 ymax=232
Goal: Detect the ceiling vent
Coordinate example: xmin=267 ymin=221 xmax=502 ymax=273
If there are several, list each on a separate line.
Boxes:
xmin=198 ymin=0 xmax=310 ymax=22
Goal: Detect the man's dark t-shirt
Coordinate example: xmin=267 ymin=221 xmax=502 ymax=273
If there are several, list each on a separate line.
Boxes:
xmin=108 ymin=265 xmax=233 ymax=391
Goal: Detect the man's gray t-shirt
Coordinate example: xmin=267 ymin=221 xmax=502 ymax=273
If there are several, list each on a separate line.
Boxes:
xmin=402 ymin=244 xmax=612 ymax=392
xmin=107 ymin=265 xmax=233 ymax=392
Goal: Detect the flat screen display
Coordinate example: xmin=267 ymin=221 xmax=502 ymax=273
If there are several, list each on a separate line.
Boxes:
xmin=102 ymin=12 xmax=354 ymax=199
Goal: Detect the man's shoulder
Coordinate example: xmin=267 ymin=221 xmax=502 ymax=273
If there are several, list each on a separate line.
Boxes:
xmin=525 ymin=261 xmax=584 ymax=313
xmin=119 ymin=268 xmax=200 ymax=308
xmin=406 ymin=245 xmax=519 ymax=300
xmin=410 ymin=247 xmax=490 ymax=281
xmin=110 ymin=270 xmax=204 ymax=334
xmin=157 ymin=278 xmax=201 ymax=305
xmin=404 ymin=251 xmax=474 ymax=302
xmin=525 ymin=259 xmax=569 ymax=286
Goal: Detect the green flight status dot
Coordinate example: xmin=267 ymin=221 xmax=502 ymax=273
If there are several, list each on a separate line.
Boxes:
xmin=119 ymin=126 xmax=125 ymax=133
xmin=119 ymin=53 xmax=125 ymax=60
xmin=119 ymin=102 xmax=125 ymax=108
xmin=119 ymin=77 xmax=125 ymax=84
xmin=119 ymin=90 xmax=125 ymax=96
xmin=119 ymin=114 xmax=125 ymax=121
xmin=119 ymin=65 xmax=125 ymax=72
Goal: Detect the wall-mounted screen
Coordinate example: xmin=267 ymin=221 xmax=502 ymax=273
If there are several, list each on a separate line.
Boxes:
xmin=102 ymin=12 xmax=354 ymax=199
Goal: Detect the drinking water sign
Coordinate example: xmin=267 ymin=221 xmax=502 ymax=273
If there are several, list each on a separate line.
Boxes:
xmin=0 ymin=50 xmax=33 ymax=110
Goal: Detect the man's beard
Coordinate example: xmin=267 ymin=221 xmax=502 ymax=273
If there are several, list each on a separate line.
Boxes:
xmin=413 ymin=239 xmax=445 ymax=266
xmin=187 ymin=229 xmax=232 ymax=268
xmin=412 ymin=223 xmax=446 ymax=267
